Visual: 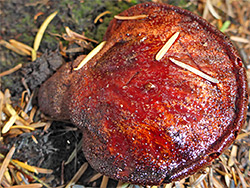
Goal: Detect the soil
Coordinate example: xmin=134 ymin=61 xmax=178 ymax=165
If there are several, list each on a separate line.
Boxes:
xmin=0 ymin=0 xmax=250 ymax=188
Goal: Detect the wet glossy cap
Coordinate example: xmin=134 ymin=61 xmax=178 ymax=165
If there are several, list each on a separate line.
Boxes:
xmin=40 ymin=2 xmax=249 ymax=185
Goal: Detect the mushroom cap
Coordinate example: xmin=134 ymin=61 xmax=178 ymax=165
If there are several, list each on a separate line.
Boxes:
xmin=40 ymin=2 xmax=249 ymax=185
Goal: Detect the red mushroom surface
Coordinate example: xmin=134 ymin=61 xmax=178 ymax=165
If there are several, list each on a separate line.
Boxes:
xmin=38 ymin=2 xmax=248 ymax=185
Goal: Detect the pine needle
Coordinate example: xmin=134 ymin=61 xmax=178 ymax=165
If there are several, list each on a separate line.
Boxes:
xmin=8 ymin=183 xmax=43 ymax=188
xmin=228 ymin=145 xmax=237 ymax=167
xmin=0 ymin=153 xmax=51 ymax=188
xmin=2 ymin=114 xmax=18 ymax=134
xmin=65 ymin=163 xmax=88 ymax=188
xmin=12 ymin=160 xmax=39 ymax=174
xmin=100 ymin=175 xmax=109 ymax=188
xmin=9 ymin=39 xmax=33 ymax=56
xmin=88 ymin=173 xmax=103 ymax=183
xmin=206 ymin=0 xmax=221 ymax=19
xmin=33 ymin=11 xmax=58 ymax=59
xmin=230 ymin=36 xmax=250 ymax=43
xmin=34 ymin=167 xmax=53 ymax=174
xmin=169 ymin=58 xmax=219 ymax=83
xmin=9 ymin=125 xmax=35 ymax=131
xmin=0 ymin=64 xmax=22 ymax=78
xmin=0 ymin=146 xmax=16 ymax=183
xmin=155 ymin=32 xmax=180 ymax=61
xmin=74 ymin=41 xmax=106 ymax=70
xmin=0 ymin=40 xmax=27 ymax=56
xmin=114 ymin=15 xmax=148 ymax=20
xmin=94 ymin=11 xmax=111 ymax=23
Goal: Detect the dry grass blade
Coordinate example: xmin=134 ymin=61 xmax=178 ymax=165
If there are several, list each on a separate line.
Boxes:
xmin=33 ymin=11 xmax=58 ymax=58
xmin=116 ymin=181 xmax=123 ymax=187
xmin=5 ymin=103 xmax=17 ymax=116
xmin=0 ymin=146 xmax=16 ymax=183
xmin=1 ymin=178 xmax=11 ymax=187
xmin=163 ymin=183 xmax=173 ymax=188
xmin=219 ymin=159 xmax=232 ymax=187
xmin=236 ymin=131 xmax=250 ymax=140
xmin=65 ymin=27 xmax=98 ymax=43
xmin=225 ymin=0 xmax=235 ymax=17
xmin=29 ymin=107 xmax=37 ymax=122
xmin=0 ymin=91 xmax=4 ymax=122
xmin=169 ymin=58 xmax=219 ymax=83
xmin=9 ymin=39 xmax=33 ymax=56
xmin=100 ymin=175 xmax=109 ymax=188
xmin=34 ymin=167 xmax=53 ymax=174
xmin=219 ymin=155 xmax=228 ymax=169
xmin=4 ymin=169 xmax=12 ymax=184
xmin=208 ymin=167 xmax=213 ymax=188
xmin=212 ymin=177 xmax=224 ymax=188
xmin=31 ymin=135 xmax=38 ymax=144
xmin=175 ymin=181 xmax=184 ymax=188
xmin=31 ymin=49 xmax=37 ymax=61
xmin=206 ymin=0 xmax=221 ymax=19
xmin=12 ymin=160 xmax=38 ymax=174
xmin=0 ymin=154 xmax=51 ymax=187
xmin=65 ymin=162 xmax=88 ymax=188
xmin=0 ymin=40 xmax=27 ymax=56
xmin=118 ymin=182 xmax=130 ymax=188
xmin=4 ymin=89 xmax=11 ymax=105
xmin=8 ymin=184 xmax=43 ymax=188
xmin=201 ymin=179 xmax=208 ymax=188
xmin=65 ymin=138 xmax=82 ymax=165
xmin=16 ymin=171 xmax=29 ymax=184
xmin=20 ymin=111 xmax=30 ymax=122
xmin=0 ymin=64 xmax=22 ymax=78
xmin=234 ymin=163 xmax=248 ymax=188
xmin=215 ymin=167 xmax=231 ymax=187
xmin=249 ymin=149 xmax=250 ymax=162
xmin=43 ymin=121 xmax=52 ymax=132
xmin=155 ymin=32 xmax=180 ymax=61
xmin=88 ymin=173 xmax=103 ymax=183
xmin=190 ymin=173 xmax=208 ymax=187
xmin=2 ymin=114 xmax=18 ymax=134
xmin=9 ymin=125 xmax=35 ymax=131
xmin=228 ymin=145 xmax=237 ymax=167
xmin=74 ymin=41 xmax=106 ymax=70
xmin=230 ymin=36 xmax=250 ymax=44
xmin=114 ymin=15 xmax=148 ymax=20
xmin=94 ymin=11 xmax=111 ymax=23
xmin=29 ymin=122 xmax=47 ymax=129
xmin=231 ymin=167 xmax=237 ymax=186
xmin=9 ymin=168 xmax=20 ymax=185
xmin=20 ymin=91 xmax=28 ymax=109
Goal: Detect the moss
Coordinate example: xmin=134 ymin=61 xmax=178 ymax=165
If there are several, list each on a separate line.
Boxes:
xmin=88 ymin=0 xmax=138 ymax=42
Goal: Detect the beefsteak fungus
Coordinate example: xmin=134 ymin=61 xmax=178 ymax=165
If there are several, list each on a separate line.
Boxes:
xmin=38 ymin=2 xmax=248 ymax=185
